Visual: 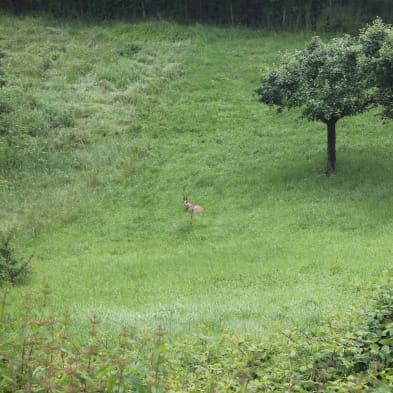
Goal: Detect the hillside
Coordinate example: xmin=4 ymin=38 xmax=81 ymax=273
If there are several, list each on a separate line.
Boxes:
xmin=1 ymin=16 xmax=393 ymax=338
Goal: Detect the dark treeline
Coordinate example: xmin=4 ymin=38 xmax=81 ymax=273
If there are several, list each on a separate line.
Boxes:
xmin=1 ymin=0 xmax=393 ymax=31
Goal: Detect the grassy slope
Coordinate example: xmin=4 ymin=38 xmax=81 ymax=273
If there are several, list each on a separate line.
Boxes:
xmin=2 ymin=17 xmax=393 ymax=338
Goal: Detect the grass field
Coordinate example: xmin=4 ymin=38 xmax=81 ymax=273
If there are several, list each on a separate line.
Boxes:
xmin=1 ymin=15 xmax=393 ymax=339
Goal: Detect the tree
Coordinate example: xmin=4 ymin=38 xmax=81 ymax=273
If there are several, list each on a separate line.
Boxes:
xmin=0 ymin=45 xmax=5 ymax=88
xmin=359 ymin=18 xmax=393 ymax=119
xmin=0 ymin=45 xmax=7 ymax=123
xmin=256 ymin=35 xmax=371 ymax=174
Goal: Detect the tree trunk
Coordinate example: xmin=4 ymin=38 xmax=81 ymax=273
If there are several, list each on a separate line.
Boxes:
xmin=282 ymin=7 xmax=286 ymax=26
xmin=326 ymin=119 xmax=337 ymax=175
xmin=229 ymin=2 xmax=234 ymax=26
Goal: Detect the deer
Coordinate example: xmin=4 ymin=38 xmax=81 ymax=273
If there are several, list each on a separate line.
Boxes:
xmin=183 ymin=196 xmax=204 ymax=225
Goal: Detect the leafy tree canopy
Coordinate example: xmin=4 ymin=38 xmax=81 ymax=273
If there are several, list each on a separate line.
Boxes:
xmin=359 ymin=18 xmax=393 ymax=118
xmin=257 ymin=35 xmax=370 ymax=124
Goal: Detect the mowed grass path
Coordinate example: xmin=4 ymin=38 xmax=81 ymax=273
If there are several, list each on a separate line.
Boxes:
xmin=18 ymin=24 xmax=393 ymax=337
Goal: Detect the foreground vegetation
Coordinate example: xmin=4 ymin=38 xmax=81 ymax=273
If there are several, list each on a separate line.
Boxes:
xmin=2 ymin=273 xmax=393 ymax=392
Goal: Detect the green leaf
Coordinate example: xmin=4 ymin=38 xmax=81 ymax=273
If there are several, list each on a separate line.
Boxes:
xmin=379 ymin=337 xmax=393 ymax=345
xmin=97 ymin=365 xmax=117 ymax=377
xmin=106 ymin=375 xmax=117 ymax=393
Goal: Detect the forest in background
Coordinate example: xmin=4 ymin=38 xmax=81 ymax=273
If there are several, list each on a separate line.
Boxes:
xmin=1 ymin=0 xmax=393 ymax=31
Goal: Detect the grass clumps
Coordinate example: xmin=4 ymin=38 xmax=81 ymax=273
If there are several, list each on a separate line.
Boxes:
xmin=102 ymin=20 xmax=190 ymax=42
xmin=2 ymin=273 xmax=393 ymax=392
xmin=0 ymin=15 xmax=186 ymax=239
xmin=0 ymin=17 xmax=184 ymax=170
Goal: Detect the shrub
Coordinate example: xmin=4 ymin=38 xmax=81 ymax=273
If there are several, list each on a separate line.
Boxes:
xmin=0 ymin=232 xmax=31 ymax=286
xmin=0 ymin=284 xmax=171 ymax=393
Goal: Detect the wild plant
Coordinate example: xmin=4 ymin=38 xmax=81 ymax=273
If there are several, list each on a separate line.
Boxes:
xmin=0 ymin=283 xmax=172 ymax=393
xmin=2 ymin=270 xmax=393 ymax=392
xmin=0 ymin=232 xmax=31 ymax=286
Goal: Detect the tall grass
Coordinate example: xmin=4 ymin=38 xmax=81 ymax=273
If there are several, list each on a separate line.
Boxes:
xmin=1 ymin=16 xmax=393 ymax=339
xmin=0 ymin=16 xmax=185 ymax=239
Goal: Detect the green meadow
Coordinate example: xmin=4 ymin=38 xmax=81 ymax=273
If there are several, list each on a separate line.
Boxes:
xmin=1 ymin=15 xmax=393 ymax=339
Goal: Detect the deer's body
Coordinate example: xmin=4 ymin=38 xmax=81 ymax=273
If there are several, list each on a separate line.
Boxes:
xmin=183 ymin=197 xmax=204 ymax=214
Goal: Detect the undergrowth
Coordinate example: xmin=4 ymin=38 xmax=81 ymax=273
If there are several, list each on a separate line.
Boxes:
xmin=2 ymin=272 xmax=393 ymax=392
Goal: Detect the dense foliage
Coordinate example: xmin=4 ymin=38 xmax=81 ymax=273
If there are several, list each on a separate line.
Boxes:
xmin=2 ymin=273 xmax=393 ymax=392
xmin=360 ymin=18 xmax=393 ymax=119
xmin=2 ymin=0 xmax=393 ymax=30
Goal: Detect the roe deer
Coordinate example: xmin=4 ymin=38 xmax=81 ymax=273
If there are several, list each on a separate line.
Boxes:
xmin=183 ymin=197 xmax=204 ymax=213
xmin=183 ymin=196 xmax=204 ymax=224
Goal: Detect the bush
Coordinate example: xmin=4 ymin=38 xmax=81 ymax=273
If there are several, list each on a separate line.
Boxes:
xmin=0 ymin=284 xmax=172 ymax=393
xmin=0 ymin=232 xmax=31 ymax=286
